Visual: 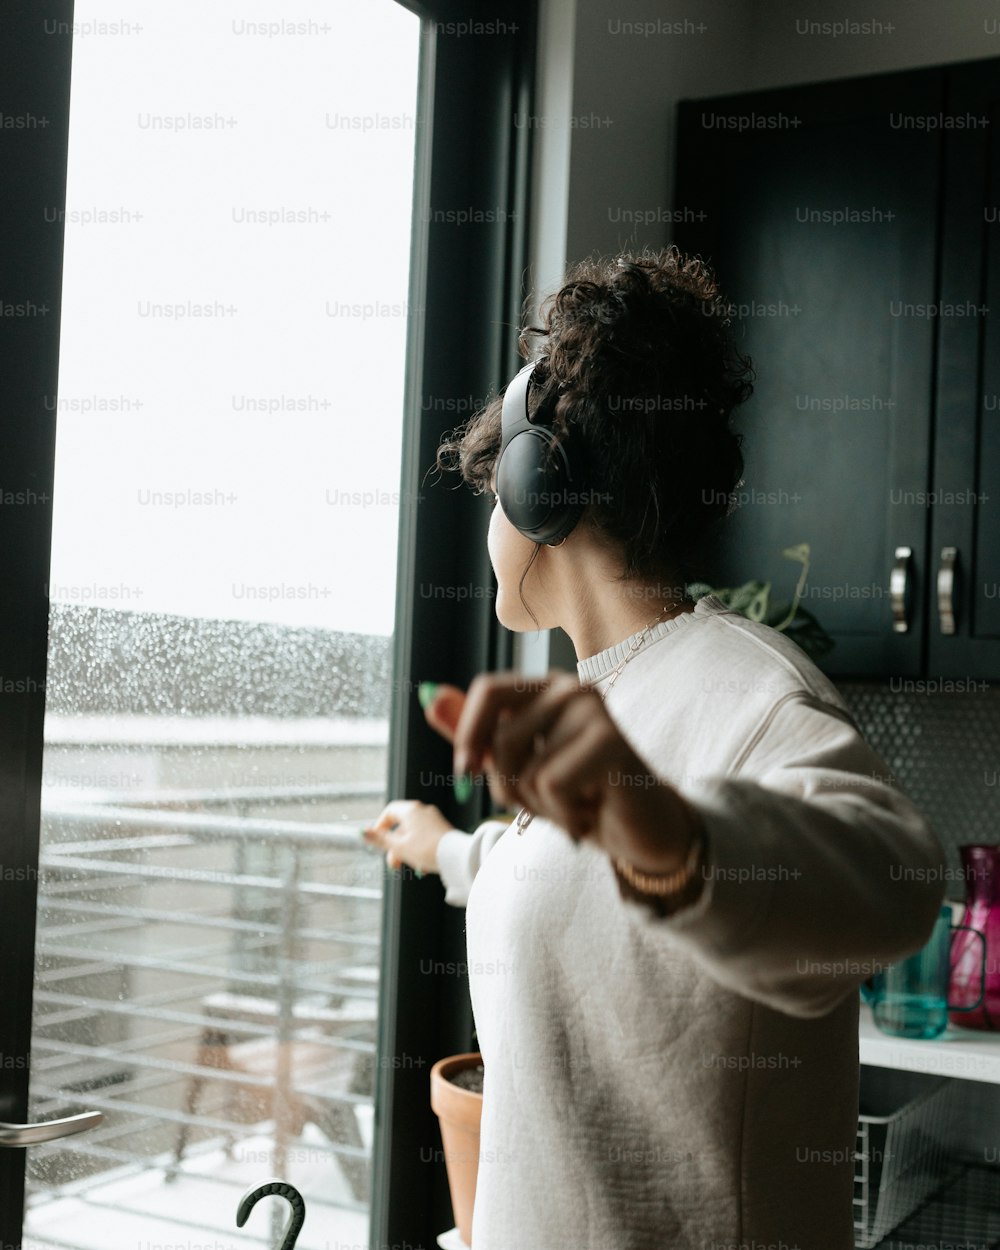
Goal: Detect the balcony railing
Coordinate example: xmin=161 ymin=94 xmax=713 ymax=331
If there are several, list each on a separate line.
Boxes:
xmin=27 ymin=782 xmax=386 ymax=1242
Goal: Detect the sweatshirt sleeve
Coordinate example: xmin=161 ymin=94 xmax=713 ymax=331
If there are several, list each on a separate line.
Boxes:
xmin=436 ymin=817 xmax=513 ymax=908
xmin=615 ymin=693 xmax=948 ymax=1020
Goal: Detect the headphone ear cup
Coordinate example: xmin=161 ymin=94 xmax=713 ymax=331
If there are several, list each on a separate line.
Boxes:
xmin=496 ymin=362 xmax=588 ymax=545
xmin=497 ymin=435 xmax=586 ymax=544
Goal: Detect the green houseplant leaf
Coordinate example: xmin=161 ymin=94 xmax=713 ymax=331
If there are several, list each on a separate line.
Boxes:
xmin=689 ymin=543 xmax=836 ymax=661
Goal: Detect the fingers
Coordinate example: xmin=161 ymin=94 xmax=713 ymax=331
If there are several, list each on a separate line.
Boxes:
xmin=362 ymin=824 xmax=398 ymax=852
xmin=364 ymin=799 xmax=416 ymax=834
xmin=453 ymin=670 xmax=582 ymax=777
xmin=422 ymin=684 xmax=466 ymax=743
xmin=491 ymin=686 xmax=602 ymax=811
xmin=364 ymin=822 xmax=404 ymax=870
xmin=362 ymin=826 xmax=400 ymax=857
xmin=362 ymin=800 xmax=417 ymax=848
xmin=522 ymin=718 xmax=609 ymax=840
xmin=361 ymin=813 xmax=410 ymax=874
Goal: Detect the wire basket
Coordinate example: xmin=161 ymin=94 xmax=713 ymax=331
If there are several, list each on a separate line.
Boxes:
xmin=854 ymin=1069 xmax=958 ymax=1249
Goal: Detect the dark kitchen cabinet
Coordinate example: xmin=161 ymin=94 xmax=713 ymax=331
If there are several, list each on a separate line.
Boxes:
xmin=930 ymin=60 xmax=1000 ymax=679
xmin=675 ymin=59 xmax=1000 ymax=680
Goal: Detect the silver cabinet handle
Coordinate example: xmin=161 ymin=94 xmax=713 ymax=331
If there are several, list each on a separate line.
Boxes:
xmin=890 ymin=546 xmax=912 ymax=633
xmin=0 ymin=1110 xmax=103 ymax=1147
xmin=938 ymin=546 xmax=958 ymax=635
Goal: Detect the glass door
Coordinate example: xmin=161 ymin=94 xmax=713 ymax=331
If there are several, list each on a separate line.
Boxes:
xmin=22 ymin=5 xmax=420 ymax=1248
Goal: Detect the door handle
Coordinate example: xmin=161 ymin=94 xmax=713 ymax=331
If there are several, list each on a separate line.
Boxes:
xmin=0 ymin=1110 xmax=103 ymax=1147
xmin=890 ymin=546 xmax=912 ymax=633
xmin=938 ymin=546 xmax=958 ymax=635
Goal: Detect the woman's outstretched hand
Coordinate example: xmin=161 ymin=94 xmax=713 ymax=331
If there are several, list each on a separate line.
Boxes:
xmin=453 ymin=670 xmax=703 ymax=878
xmin=361 ymin=683 xmax=471 ymax=875
xmin=362 ymin=798 xmax=455 ymax=875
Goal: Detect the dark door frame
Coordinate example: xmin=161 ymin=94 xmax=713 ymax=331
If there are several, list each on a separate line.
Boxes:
xmin=0 ymin=2 xmax=76 ymax=1238
xmin=372 ymin=3 xmax=536 ymax=1247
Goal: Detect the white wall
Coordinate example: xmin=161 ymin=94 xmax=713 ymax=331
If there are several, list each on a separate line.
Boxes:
xmin=516 ymin=0 xmax=756 ymax=673
xmin=514 ymin=0 xmax=579 ymax=678
xmin=562 ymin=0 xmax=998 ymax=263
xmin=564 ymin=0 xmax=754 ymax=262
xmin=745 ymin=0 xmax=997 ymax=89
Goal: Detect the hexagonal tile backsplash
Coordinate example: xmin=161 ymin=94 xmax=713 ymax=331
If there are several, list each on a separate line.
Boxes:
xmin=837 ymin=681 xmax=1000 ymax=902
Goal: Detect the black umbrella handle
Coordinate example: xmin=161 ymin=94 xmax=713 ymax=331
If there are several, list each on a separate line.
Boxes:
xmin=236 ymin=1179 xmax=307 ymax=1250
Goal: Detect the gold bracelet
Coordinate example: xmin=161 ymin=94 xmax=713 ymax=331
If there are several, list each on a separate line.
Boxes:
xmin=613 ymin=824 xmax=704 ymax=898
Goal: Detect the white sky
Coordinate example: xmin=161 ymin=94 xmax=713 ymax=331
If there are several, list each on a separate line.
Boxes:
xmin=50 ymin=1 xmax=421 ymax=635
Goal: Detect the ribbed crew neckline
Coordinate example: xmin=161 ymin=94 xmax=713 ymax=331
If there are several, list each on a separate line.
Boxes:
xmin=575 ymin=593 xmax=727 ymax=687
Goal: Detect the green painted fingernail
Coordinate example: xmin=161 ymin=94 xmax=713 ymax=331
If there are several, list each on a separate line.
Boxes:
xmin=414 ymin=868 xmax=425 ymax=879
xmin=453 ymin=772 xmax=473 ymax=803
xmin=418 ymin=682 xmax=440 ymax=710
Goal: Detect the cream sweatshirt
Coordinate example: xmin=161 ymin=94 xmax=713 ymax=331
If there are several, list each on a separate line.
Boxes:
xmin=434 ymin=594 xmax=947 ymax=1250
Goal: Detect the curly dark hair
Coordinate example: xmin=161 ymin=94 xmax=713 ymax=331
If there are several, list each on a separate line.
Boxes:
xmin=432 ymin=245 xmax=753 ymax=624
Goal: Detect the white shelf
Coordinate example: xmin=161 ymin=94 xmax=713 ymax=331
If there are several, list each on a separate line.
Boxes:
xmin=860 ymin=1002 xmax=1000 ymax=1083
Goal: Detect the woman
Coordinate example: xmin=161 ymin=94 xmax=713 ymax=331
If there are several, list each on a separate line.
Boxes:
xmin=364 ymin=246 xmax=946 ymax=1250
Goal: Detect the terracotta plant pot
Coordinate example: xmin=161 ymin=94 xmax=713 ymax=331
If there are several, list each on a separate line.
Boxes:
xmin=430 ymin=1052 xmax=484 ymax=1247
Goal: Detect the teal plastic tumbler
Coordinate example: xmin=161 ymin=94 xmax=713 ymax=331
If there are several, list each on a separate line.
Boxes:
xmin=861 ymin=905 xmax=987 ymax=1039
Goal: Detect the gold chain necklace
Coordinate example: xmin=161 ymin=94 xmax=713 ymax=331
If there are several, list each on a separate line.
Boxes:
xmin=513 ymin=601 xmax=682 ymax=835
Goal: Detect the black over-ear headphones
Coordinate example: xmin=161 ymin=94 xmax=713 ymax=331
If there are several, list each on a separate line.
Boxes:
xmin=496 ymin=359 xmax=589 ymax=546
